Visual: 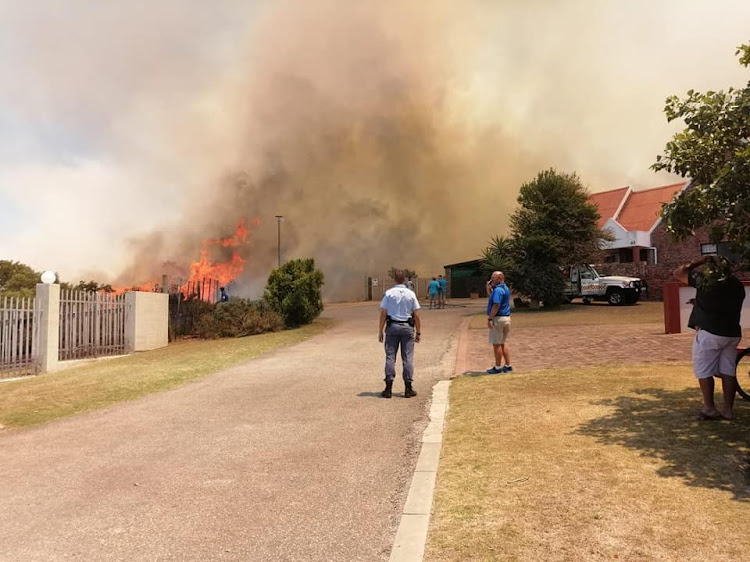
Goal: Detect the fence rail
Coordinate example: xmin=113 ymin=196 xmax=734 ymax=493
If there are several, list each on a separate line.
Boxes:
xmin=0 ymin=296 xmax=38 ymax=379
xmin=59 ymin=290 xmax=127 ymax=361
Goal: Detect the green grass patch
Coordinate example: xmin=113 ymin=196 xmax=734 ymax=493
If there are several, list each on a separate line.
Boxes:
xmin=426 ymin=364 xmax=750 ymax=561
xmin=0 ymin=319 xmax=330 ymax=429
xmin=470 ymin=300 xmax=664 ymax=329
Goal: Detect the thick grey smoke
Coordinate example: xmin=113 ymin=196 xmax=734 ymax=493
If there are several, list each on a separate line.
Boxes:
xmin=117 ymin=1 xmax=548 ymax=298
xmin=2 ymin=1 xmax=750 ymax=299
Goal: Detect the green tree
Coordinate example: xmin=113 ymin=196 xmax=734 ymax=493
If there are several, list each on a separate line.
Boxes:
xmin=264 ymin=258 xmax=324 ymax=327
xmin=480 ymin=236 xmax=513 ymax=275
xmin=60 ymin=280 xmax=114 ymax=293
xmin=388 ymin=266 xmax=417 ymax=280
xmin=482 ymin=169 xmax=606 ymax=306
xmin=506 ymin=236 xmax=566 ymax=307
xmin=652 ymin=43 xmax=750 ymax=263
xmin=511 ymin=169 xmax=605 ymax=265
xmin=0 ymin=260 xmax=118 ymax=299
xmin=0 ymin=260 xmax=40 ymax=299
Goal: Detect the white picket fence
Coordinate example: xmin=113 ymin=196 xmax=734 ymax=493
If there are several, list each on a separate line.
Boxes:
xmin=0 ymin=296 xmax=38 ymax=379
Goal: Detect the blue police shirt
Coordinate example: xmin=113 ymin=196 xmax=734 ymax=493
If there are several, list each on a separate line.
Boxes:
xmin=487 ymin=283 xmax=511 ymax=317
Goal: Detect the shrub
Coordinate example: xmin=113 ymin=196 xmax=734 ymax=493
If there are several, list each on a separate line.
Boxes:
xmin=264 ymin=258 xmax=324 ymax=327
xmin=169 ymin=295 xmax=216 ymax=340
xmin=195 ymin=299 xmax=284 ymax=339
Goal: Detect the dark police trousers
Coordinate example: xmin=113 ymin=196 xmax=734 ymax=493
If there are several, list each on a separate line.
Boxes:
xmin=384 ymin=322 xmax=415 ymax=382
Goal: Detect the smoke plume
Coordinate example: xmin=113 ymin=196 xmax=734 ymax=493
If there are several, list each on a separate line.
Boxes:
xmin=2 ymin=1 xmax=750 ymax=299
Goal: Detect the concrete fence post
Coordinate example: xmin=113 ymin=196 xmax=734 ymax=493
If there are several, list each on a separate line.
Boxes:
xmin=125 ymin=292 xmax=136 ymax=353
xmin=125 ymin=292 xmax=168 ymax=352
xmin=36 ymin=283 xmax=60 ymax=373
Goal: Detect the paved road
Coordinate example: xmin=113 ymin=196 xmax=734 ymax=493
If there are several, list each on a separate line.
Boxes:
xmin=0 ymin=301 xmax=476 ymax=562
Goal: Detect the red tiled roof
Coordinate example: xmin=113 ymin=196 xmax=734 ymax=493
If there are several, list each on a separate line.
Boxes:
xmin=617 ymin=182 xmax=687 ymax=231
xmin=588 ymin=187 xmax=629 ymax=229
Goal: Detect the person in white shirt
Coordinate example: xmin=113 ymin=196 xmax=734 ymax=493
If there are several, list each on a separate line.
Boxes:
xmin=405 ymin=277 xmax=415 ymax=292
xmin=378 ymin=270 xmax=422 ymax=398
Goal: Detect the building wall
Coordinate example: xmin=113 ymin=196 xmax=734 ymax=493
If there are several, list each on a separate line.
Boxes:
xmin=595 ymin=223 xmax=703 ymax=300
xmin=650 ymin=222 xmax=705 ymax=268
xmin=663 ymin=282 xmax=750 ymax=333
xmin=598 ymin=223 xmax=749 ymax=300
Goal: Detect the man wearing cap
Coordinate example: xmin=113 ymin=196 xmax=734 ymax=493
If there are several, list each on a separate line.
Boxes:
xmin=379 ymin=269 xmax=422 ymax=398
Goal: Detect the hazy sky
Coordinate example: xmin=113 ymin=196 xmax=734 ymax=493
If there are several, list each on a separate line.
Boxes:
xmin=1 ymin=1 xmax=749 ymax=291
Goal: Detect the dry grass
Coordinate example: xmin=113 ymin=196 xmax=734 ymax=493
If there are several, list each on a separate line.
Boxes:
xmin=426 ymin=364 xmax=750 ymax=562
xmin=0 ymin=319 xmax=329 ymax=429
xmin=469 ymin=301 xmax=664 ymax=330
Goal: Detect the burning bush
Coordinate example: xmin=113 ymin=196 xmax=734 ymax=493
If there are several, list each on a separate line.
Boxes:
xmin=194 ymin=299 xmax=284 ymax=339
xmin=264 ymin=258 xmax=324 ymax=327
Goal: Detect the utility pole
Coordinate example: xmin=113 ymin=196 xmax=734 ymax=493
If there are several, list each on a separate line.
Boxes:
xmin=275 ymin=215 xmax=284 ymax=267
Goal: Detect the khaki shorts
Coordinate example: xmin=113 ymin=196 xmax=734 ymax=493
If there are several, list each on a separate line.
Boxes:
xmin=692 ymin=329 xmax=741 ymax=379
xmin=488 ymin=316 xmax=511 ymax=345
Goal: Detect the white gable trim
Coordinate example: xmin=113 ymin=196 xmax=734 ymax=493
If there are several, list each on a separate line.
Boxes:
xmin=611 ymin=186 xmax=632 ymax=223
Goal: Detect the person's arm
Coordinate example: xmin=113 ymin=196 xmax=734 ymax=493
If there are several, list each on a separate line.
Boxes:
xmin=487 ymin=303 xmax=500 ymax=327
xmin=673 ymin=256 xmax=709 ymax=284
xmin=379 ymin=308 xmax=387 ymax=342
xmin=413 ymin=310 xmax=421 ymax=343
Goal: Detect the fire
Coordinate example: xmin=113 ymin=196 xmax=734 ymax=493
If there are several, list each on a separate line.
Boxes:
xmin=189 ymin=217 xmax=255 ymax=284
xmin=108 ymin=280 xmax=159 ymax=296
xmin=108 ymin=218 xmax=258 ymax=300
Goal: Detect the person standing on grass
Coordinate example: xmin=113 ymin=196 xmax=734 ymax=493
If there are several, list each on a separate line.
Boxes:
xmin=428 ymin=277 xmax=439 ymax=309
xmin=673 ymin=256 xmax=745 ymax=420
xmin=438 ymin=275 xmax=447 ymax=309
xmin=379 ymin=269 xmax=422 ymax=398
xmin=486 ymin=270 xmax=512 ymax=374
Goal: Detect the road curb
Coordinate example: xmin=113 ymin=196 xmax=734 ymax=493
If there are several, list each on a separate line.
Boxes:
xmin=388 ymin=317 xmax=470 ymax=562
xmin=388 ymin=380 xmax=450 ymax=562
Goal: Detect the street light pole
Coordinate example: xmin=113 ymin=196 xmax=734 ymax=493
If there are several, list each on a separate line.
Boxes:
xmin=275 ymin=215 xmax=284 ymax=267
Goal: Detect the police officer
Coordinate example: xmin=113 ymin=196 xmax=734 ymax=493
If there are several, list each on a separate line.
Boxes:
xmin=378 ymin=269 xmax=422 ymax=398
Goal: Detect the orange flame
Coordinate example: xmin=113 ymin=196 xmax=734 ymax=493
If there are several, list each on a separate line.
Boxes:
xmin=109 ymin=218 xmax=257 ymax=300
xmin=108 ymin=280 xmax=159 ymax=296
xmin=181 ymin=218 xmax=258 ymax=299
xmin=188 ymin=217 xmax=255 ymax=284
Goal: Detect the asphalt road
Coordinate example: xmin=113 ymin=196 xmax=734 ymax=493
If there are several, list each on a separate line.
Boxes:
xmin=0 ymin=301 xmax=474 ymax=562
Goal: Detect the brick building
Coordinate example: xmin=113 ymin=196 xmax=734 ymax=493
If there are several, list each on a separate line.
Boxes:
xmin=588 ymin=181 xmax=720 ymax=300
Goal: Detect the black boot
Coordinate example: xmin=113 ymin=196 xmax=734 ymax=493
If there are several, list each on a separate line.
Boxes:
xmin=404 ymin=382 xmax=417 ymax=398
xmin=381 ymin=380 xmax=393 ymax=398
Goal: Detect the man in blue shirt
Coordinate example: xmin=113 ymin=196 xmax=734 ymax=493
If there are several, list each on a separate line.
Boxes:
xmin=379 ymin=270 xmax=422 ymax=398
xmin=437 ymin=275 xmax=447 ymax=309
xmin=486 ymin=271 xmax=512 ymax=374
xmin=428 ymin=277 xmax=439 ymax=309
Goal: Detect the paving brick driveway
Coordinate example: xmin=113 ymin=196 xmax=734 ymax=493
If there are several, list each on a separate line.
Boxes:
xmin=461 ymin=319 xmax=750 ymax=374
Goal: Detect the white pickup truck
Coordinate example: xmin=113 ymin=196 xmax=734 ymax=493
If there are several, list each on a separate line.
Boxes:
xmin=563 ymin=265 xmax=642 ymax=305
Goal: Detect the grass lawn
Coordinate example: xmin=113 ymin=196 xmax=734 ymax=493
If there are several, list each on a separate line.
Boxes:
xmin=426 ymin=364 xmax=750 ymax=562
xmin=469 ymin=300 xmax=664 ymax=329
xmin=0 ymin=319 xmax=330 ymax=429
